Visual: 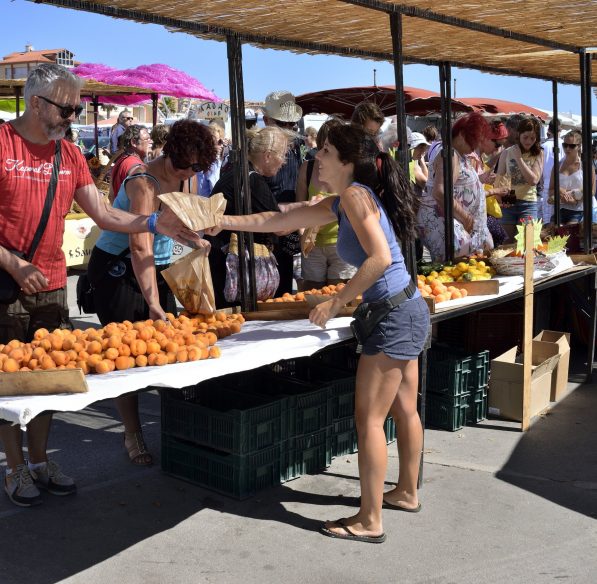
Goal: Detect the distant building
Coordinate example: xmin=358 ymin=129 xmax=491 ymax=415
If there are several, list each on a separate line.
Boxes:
xmin=0 ymin=45 xmax=77 ymax=80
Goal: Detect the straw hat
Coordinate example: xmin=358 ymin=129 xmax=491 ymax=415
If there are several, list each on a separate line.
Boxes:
xmin=263 ymin=90 xmax=303 ymax=123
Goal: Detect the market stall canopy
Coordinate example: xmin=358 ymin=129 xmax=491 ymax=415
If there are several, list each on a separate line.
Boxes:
xmin=72 ymin=63 xmax=220 ymax=106
xmin=31 ymin=0 xmax=597 ymax=85
xmin=296 ymin=85 xmax=437 ymax=116
xmin=0 ymin=78 xmax=155 ymax=99
xmin=537 ymin=109 xmax=597 ymax=131
xmin=458 ymin=98 xmax=547 ymax=120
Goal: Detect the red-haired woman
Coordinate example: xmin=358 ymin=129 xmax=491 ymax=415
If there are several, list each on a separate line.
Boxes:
xmin=417 ymin=112 xmax=493 ymax=261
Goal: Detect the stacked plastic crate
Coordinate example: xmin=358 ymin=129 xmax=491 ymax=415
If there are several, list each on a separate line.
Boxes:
xmin=425 ymin=345 xmax=490 ymax=431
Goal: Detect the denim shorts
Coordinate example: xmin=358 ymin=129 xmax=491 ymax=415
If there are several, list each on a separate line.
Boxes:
xmin=500 ymin=200 xmax=538 ymax=225
xmin=361 ymin=295 xmax=430 ymax=360
xmin=559 ymin=208 xmax=584 ymax=224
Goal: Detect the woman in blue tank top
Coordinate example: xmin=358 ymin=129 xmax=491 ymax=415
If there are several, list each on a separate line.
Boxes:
xmin=206 ymin=124 xmax=430 ymax=544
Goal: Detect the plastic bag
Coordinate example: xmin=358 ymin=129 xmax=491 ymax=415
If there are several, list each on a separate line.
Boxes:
xmin=486 ymin=195 xmax=503 ymax=219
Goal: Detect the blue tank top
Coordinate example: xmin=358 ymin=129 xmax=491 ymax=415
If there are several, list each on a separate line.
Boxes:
xmin=333 ymin=182 xmax=415 ymax=303
xmin=96 ymin=172 xmax=173 ymax=265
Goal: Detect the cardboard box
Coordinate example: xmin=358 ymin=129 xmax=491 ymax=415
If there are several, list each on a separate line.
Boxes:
xmin=533 ymin=330 xmax=571 ymax=402
xmin=488 ymin=341 xmax=560 ymax=422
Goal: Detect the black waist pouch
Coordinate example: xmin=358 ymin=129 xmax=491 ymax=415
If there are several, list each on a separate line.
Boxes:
xmin=0 ymin=251 xmax=25 ymax=305
xmin=350 ymin=281 xmax=417 ymax=349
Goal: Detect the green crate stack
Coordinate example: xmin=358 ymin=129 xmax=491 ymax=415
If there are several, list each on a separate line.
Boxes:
xmin=330 ymin=416 xmax=397 ymax=458
xmin=467 ymin=385 xmax=488 ymax=424
xmin=281 ymin=427 xmax=332 ymax=481
xmin=312 ymin=341 xmax=359 ymax=373
xmin=466 ymin=350 xmax=489 ymax=424
xmin=425 ymin=392 xmax=470 ymax=432
xmin=161 ymin=434 xmax=283 ymax=500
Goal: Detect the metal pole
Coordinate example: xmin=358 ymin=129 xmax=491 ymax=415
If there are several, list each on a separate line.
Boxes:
xmin=226 ymin=35 xmax=257 ymax=312
xmin=151 ymin=93 xmax=158 ymax=127
xmin=389 ymin=12 xmax=416 ymax=278
xmin=580 ymin=50 xmax=593 ymax=253
xmin=92 ymin=95 xmax=99 ymax=155
xmin=15 ymin=87 xmax=21 ymax=118
xmin=552 ymin=81 xmax=561 ymax=227
xmin=439 ymin=62 xmax=454 ymax=262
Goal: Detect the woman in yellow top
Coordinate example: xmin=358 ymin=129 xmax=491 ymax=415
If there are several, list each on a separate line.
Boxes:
xmin=495 ymin=116 xmax=544 ymax=240
xmin=296 ymin=119 xmax=357 ymax=290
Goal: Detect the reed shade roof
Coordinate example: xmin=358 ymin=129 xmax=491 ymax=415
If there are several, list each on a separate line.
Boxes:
xmin=34 ymin=0 xmax=597 ymax=85
xmin=0 ymin=78 xmax=156 ymax=98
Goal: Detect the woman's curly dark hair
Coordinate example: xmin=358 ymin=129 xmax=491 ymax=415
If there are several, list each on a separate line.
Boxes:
xmin=162 ymin=120 xmax=218 ymax=173
xmin=326 ymin=124 xmax=419 ymax=243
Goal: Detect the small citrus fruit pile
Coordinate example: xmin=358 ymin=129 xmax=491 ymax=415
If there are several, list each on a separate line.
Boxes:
xmin=0 ymin=312 xmax=244 ymax=374
xmin=258 ymin=283 xmax=347 ymax=303
xmin=416 ymin=276 xmax=469 ymax=303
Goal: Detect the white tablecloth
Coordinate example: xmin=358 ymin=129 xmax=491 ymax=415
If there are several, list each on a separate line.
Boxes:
xmin=0 ymin=318 xmax=354 ymax=428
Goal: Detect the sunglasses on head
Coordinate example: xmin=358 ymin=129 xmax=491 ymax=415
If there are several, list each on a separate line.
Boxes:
xmin=36 ymin=95 xmax=83 ymax=119
xmin=562 ymin=143 xmax=578 ymax=149
xmin=172 ymin=159 xmax=203 ymax=172
xmin=124 ymin=117 xmax=134 ymax=121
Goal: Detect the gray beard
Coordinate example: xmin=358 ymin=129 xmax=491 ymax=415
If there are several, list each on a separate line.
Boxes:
xmin=44 ymin=121 xmax=69 ymax=141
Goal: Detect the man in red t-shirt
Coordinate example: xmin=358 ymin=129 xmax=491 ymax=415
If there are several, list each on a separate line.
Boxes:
xmin=0 ymin=64 xmax=202 ymax=507
xmin=108 ymin=124 xmax=153 ymax=203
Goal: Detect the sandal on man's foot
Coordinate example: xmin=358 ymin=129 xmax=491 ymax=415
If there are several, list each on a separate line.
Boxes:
xmin=124 ymin=432 xmax=153 ymax=466
xmin=320 ymin=519 xmax=386 ymax=544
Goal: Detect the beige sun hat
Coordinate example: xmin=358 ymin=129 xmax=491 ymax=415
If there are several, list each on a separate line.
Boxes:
xmin=263 ymin=90 xmax=303 ymax=123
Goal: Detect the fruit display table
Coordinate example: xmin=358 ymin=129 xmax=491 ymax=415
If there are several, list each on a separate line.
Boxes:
xmin=0 ymin=318 xmax=353 ymax=428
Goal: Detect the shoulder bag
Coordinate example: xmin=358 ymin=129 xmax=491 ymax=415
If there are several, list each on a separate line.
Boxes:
xmin=0 ymin=141 xmax=62 ymax=304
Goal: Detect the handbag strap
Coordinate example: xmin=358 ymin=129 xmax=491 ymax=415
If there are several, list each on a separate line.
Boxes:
xmin=26 ymin=140 xmax=62 ymax=262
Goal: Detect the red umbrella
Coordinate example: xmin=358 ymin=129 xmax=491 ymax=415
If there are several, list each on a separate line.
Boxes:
xmin=458 ymin=97 xmax=547 ymax=120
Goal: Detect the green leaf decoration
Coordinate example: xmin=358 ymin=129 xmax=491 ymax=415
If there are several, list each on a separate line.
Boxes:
xmin=546 ymin=235 xmax=569 ymax=254
xmin=514 ymin=218 xmax=543 ymax=254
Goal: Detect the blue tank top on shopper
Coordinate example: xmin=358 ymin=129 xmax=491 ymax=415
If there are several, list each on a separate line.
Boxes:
xmin=96 ymin=173 xmax=173 ymax=265
xmin=332 ymin=182 xmax=415 ymax=303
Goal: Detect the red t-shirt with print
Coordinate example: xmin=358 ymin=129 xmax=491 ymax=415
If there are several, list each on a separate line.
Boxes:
xmin=0 ymin=123 xmax=94 ymax=291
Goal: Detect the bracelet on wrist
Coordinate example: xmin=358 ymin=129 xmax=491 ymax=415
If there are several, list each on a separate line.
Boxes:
xmin=147 ymin=211 xmax=160 ymax=234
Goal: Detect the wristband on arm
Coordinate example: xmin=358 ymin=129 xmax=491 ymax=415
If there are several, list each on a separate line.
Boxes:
xmin=147 ymin=211 xmax=160 ymax=234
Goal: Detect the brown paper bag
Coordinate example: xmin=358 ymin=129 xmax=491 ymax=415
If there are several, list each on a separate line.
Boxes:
xmin=161 ymin=248 xmax=216 ymax=314
xmin=158 ymin=192 xmax=227 ymax=231
xmin=300 ymin=226 xmax=320 ymax=257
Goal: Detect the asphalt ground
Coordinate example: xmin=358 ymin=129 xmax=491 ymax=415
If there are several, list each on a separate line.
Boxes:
xmin=0 ymin=275 xmax=595 ymax=584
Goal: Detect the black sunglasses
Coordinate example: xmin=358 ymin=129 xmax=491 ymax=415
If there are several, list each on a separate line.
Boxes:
xmin=36 ymin=95 xmax=84 ymax=119
xmin=562 ymin=143 xmax=578 ymax=149
xmin=172 ymin=159 xmax=202 ymax=172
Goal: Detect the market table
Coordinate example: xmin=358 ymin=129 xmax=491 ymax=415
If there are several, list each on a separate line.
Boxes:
xmin=0 ymin=318 xmax=354 ymax=428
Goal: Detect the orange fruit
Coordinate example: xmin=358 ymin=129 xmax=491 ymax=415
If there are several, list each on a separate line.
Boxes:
xmin=130 ymin=340 xmax=147 ymax=357
xmin=165 ymin=341 xmax=179 ymax=354
xmin=50 ymin=351 xmax=68 ymax=366
xmin=460 ymin=289 xmax=468 ymax=297
xmin=176 ymin=349 xmax=188 ymax=363
xmin=33 ymin=328 xmax=49 ymax=340
xmin=76 ymin=360 xmax=90 ymax=375
xmin=87 ymin=340 xmax=102 ymax=355
xmin=107 ymin=335 xmax=122 ymax=349
xmin=114 ymin=356 xmax=131 ymax=371
xmin=146 ymin=340 xmax=161 ymax=354
xmin=155 ymin=353 xmax=168 ymax=366
xmin=8 ymin=348 xmax=24 ymax=362
xmin=209 ymin=346 xmax=222 ymax=359
xmin=135 ymin=354 xmax=148 ymax=368
xmin=2 ymin=358 xmax=19 ymax=372
xmin=205 ymin=332 xmax=217 ymax=346
xmin=40 ymin=356 xmax=56 ymax=370
xmin=104 ymin=347 xmax=119 ymax=360
xmin=147 ymin=353 xmax=159 ymax=366
xmin=166 ymin=351 xmax=177 ymax=364
xmin=117 ymin=344 xmax=131 ymax=357
xmin=95 ymin=360 xmax=112 ymax=374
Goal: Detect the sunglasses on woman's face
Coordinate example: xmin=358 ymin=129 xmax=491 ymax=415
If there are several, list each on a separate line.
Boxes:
xmin=562 ymin=143 xmax=579 ymax=149
xmin=36 ymin=95 xmax=84 ymax=119
xmin=172 ymin=159 xmax=203 ymax=172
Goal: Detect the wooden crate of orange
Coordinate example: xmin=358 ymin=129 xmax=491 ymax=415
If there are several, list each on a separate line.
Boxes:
xmin=0 ymin=312 xmax=245 ymax=385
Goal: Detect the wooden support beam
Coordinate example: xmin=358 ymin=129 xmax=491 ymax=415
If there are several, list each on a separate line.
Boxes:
xmin=521 ymin=223 xmax=534 ymax=431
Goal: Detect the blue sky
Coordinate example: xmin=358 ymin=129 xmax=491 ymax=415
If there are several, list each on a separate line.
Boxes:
xmin=1 ymin=0 xmax=594 ymax=116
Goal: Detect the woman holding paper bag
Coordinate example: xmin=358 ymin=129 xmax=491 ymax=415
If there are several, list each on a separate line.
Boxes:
xmin=87 ymin=120 xmax=217 ymax=465
xmin=206 ymin=124 xmax=428 ymax=544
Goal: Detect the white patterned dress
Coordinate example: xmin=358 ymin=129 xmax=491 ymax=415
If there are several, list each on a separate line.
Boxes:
xmin=417 ymin=149 xmax=493 ymax=261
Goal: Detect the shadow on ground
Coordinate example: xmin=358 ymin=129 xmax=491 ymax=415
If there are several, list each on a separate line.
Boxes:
xmin=496 ymin=384 xmax=597 ymax=519
xmin=0 ymin=393 xmax=347 ymax=584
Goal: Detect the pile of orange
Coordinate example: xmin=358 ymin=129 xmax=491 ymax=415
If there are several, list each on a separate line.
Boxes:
xmin=259 ymin=283 xmax=346 ymax=303
xmin=416 ymin=276 xmax=468 ymax=304
xmin=0 ymin=312 xmax=245 ymax=374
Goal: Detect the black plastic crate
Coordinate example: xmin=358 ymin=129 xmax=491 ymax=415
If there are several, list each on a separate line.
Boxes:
xmin=270 ymin=358 xmax=356 ymax=425
xmin=161 ymin=384 xmax=287 ymax=454
xmin=312 ymin=341 xmax=359 ymax=373
xmin=330 ymin=415 xmax=396 ymax=458
xmin=330 ymin=416 xmax=358 ymax=457
xmin=161 ymin=435 xmax=282 ymax=500
xmin=426 ymin=392 xmax=470 ymax=431
xmin=427 ymin=345 xmax=472 ymax=397
xmin=468 ymin=351 xmax=490 ymax=392
xmin=281 ymin=427 xmax=332 ymax=481
xmin=466 ymin=385 xmax=488 ymax=424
